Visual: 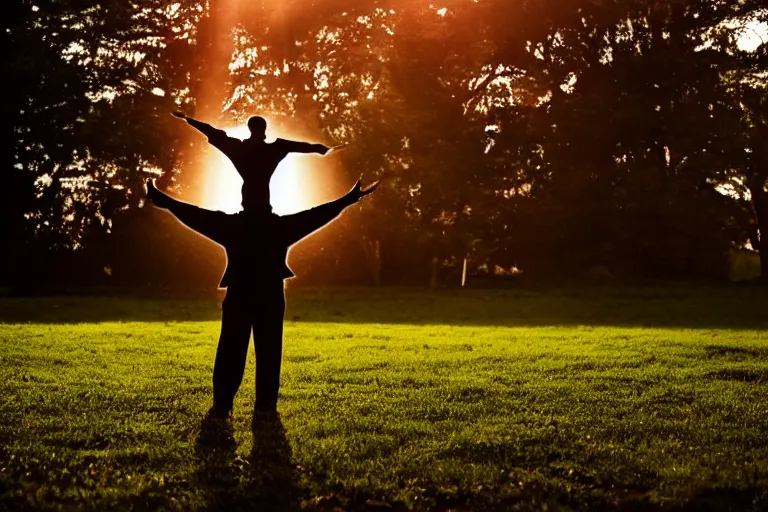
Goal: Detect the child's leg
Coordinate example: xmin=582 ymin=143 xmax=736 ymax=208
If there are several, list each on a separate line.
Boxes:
xmin=147 ymin=180 xmax=232 ymax=245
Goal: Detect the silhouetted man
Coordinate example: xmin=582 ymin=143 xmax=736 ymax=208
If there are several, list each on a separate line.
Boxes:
xmin=145 ymin=178 xmax=378 ymax=419
xmin=172 ymin=112 xmax=346 ymax=214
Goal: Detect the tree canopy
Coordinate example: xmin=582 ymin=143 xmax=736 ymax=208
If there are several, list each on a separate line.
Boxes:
xmin=4 ymin=0 xmax=767 ymax=289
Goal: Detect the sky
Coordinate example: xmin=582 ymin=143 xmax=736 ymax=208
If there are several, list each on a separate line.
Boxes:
xmin=736 ymin=20 xmax=767 ymax=52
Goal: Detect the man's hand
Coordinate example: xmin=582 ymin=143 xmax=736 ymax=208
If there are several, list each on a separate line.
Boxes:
xmin=345 ymin=177 xmax=381 ymax=204
xmin=327 ymin=143 xmax=348 ymax=154
xmin=171 ymin=111 xmax=188 ymax=120
xmin=360 ymin=179 xmax=380 ymax=198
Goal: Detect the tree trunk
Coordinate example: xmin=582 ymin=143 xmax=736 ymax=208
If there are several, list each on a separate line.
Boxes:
xmin=361 ymin=238 xmax=382 ymax=285
xmin=184 ymin=0 xmax=239 ymax=203
xmin=430 ymin=256 xmax=440 ymax=289
xmin=198 ymin=0 xmax=238 ymax=119
xmin=1 ymin=4 xmax=27 ymax=289
xmin=753 ymin=189 xmax=768 ymax=284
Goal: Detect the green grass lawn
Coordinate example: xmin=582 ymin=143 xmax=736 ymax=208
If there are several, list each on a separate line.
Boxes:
xmin=1 ymin=286 xmax=768 ymax=511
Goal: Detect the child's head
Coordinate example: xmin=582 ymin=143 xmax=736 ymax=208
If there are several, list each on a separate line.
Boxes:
xmin=247 ymin=116 xmax=268 ymax=140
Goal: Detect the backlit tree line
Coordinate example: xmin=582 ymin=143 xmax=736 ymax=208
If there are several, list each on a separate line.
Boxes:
xmin=3 ymin=0 xmax=767 ymax=291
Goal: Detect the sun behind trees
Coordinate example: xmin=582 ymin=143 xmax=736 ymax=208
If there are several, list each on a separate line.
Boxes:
xmin=3 ymin=0 xmax=767 ymax=291
xmin=4 ymin=3 xmax=768 ymax=510
xmin=203 ymin=124 xmax=329 ymax=216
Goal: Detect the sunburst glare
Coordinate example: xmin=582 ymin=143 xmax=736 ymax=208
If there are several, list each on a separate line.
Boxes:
xmin=203 ymin=124 xmax=320 ymax=215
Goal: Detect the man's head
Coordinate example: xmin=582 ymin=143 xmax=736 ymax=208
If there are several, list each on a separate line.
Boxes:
xmin=247 ymin=116 xmax=267 ymax=140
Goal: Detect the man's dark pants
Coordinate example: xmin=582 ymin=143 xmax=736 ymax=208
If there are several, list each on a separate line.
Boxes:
xmin=214 ymin=282 xmax=286 ymax=413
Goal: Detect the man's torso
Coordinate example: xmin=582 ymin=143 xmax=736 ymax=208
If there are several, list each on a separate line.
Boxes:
xmin=217 ymin=212 xmax=295 ymax=289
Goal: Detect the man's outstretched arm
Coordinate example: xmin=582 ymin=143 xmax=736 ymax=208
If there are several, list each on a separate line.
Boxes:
xmin=279 ymin=178 xmax=379 ymax=247
xmin=172 ymin=111 xmax=227 ymax=140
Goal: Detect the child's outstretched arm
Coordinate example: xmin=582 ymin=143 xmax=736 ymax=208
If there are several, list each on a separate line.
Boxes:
xmin=279 ymin=139 xmax=348 ymax=156
xmin=172 ymin=111 xmax=227 ymax=140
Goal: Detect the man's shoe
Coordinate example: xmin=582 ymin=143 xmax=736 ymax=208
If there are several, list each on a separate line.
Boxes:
xmin=204 ymin=405 xmax=233 ymax=424
xmin=197 ymin=407 xmax=235 ymax=450
xmin=251 ymin=408 xmax=279 ymax=433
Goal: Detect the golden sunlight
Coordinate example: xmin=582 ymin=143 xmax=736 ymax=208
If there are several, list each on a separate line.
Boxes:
xmin=202 ymin=124 xmax=322 ymax=215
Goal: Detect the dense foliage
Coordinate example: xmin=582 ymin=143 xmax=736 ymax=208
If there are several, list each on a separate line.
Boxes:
xmin=4 ymin=0 xmax=767 ymax=288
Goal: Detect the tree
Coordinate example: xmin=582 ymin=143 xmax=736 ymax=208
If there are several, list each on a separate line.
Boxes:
xmin=8 ymin=0 xmax=767 ymax=288
xmin=468 ymin=0 xmax=765 ymax=279
xmin=4 ymin=1 xmax=218 ymax=290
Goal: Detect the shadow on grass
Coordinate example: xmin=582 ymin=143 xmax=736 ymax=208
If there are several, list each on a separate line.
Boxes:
xmin=192 ymin=411 xmax=302 ymax=511
xmin=1 ymin=286 xmax=767 ymax=330
xmin=1 ymin=412 xmax=766 ymax=511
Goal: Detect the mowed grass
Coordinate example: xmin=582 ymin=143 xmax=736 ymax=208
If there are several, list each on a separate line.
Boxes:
xmin=1 ymin=286 xmax=768 ymax=511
